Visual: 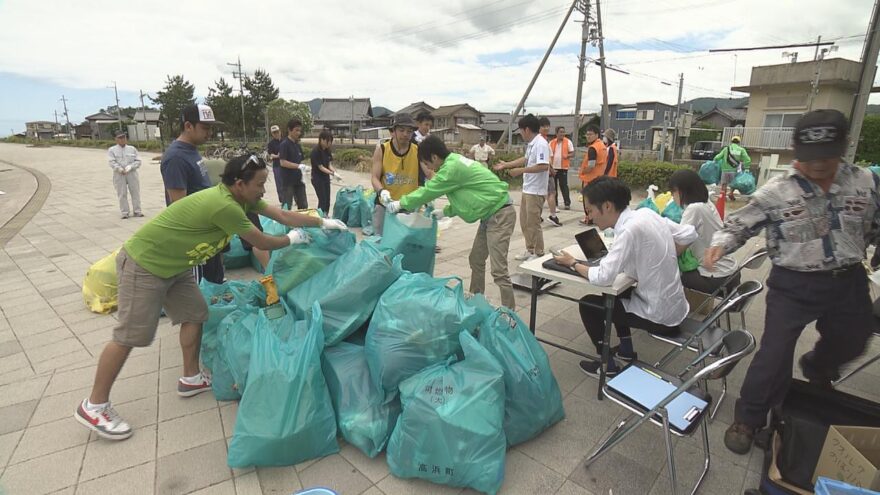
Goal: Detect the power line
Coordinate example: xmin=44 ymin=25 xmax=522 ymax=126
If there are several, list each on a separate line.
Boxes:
xmin=709 ymin=41 xmax=835 ymax=53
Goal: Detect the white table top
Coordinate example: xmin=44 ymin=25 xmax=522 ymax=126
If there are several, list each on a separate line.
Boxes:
xmin=518 ymin=243 xmax=636 ymax=297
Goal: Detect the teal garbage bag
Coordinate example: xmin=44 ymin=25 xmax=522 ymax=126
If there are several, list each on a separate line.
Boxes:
xmin=730 ymin=171 xmax=756 ymax=195
xmin=259 ymin=214 xmax=290 ymax=236
xmin=636 ymin=197 xmax=659 ymax=213
xmin=380 ymin=210 xmax=437 ymax=275
xmin=228 ymin=302 xmax=339 ymax=467
xmin=223 ymin=236 xmax=251 ymax=269
xmin=478 ymin=308 xmax=565 ymax=446
xmin=699 ymin=160 xmax=721 ymax=185
xmin=365 ymin=273 xmax=484 ymax=400
xmin=332 ymin=187 xmax=359 ymax=225
xmin=387 ymin=331 xmax=506 ymax=495
xmin=333 ymin=186 xmax=374 ymax=229
xmin=869 ymin=165 xmax=880 ymax=177
xmin=322 ymin=342 xmax=401 ymax=457
xmin=267 ymin=228 xmax=356 ymax=294
xmin=198 ymin=280 xmax=265 ymax=401
xmin=218 ymin=309 xmax=262 ymax=396
xmin=661 ymin=201 xmax=684 ymax=223
xmin=288 ymin=241 xmax=403 ymax=346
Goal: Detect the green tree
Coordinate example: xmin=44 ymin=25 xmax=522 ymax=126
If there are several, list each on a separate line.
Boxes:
xmin=205 ymin=77 xmax=240 ymax=138
xmin=688 ymin=122 xmax=721 ymax=145
xmin=151 ymin=75 xmax=196 ymax=138
xmin=243 ymin=69 xmax=279 ymax=137
xmin=856 ymin=114 xmax=880 ymax=164
xmin=266 ymin=98 xmax=313 ymax=134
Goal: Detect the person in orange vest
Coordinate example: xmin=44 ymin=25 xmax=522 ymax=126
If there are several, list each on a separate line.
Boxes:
xmin=578 ymin=125 xmax=608 ymax=224
xmin=603 ymin=128 xmax=620 ymax=178
xmin=549 ymin=125 xmax=575 ymax=210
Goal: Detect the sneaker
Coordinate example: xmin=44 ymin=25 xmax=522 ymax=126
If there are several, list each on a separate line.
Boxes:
xmin=121 ymin=214 xmax=129 ymax=219
xmin=798 ymin=353 xmax=835 ymax=388
xmin=563 ymin=205 xmax=571 ymax=210
xmin=515 ymin=251 xmax=535 ymax=261
xmin=724 ymin=422 xmax=756 ymax=455
xmin=178 ymin=373 xmax=212 ymax=397
xmin=548 ymin=215 xmax=562 ymax=227
xmin=610 ymin=346 xmax=638 ymax=362
xmin=74 ymin=400 xmax=132 ymax=441
xmin=578 ymin=359 xmax=619 ymax=379
xmin=133 ymin=212 xmax=144 ymax=217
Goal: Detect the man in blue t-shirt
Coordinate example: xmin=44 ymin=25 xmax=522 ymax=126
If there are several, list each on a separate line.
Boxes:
xmin=278 ymin=118 xmax=311 ymax=209
xmin=160 ymin=103 xmax=224 ymax=282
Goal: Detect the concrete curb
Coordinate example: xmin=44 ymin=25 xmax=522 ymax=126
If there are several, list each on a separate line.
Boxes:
xmin=0 ymin=159 xmax=51 ymax=248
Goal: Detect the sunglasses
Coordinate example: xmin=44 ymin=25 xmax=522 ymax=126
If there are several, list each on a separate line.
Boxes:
xmin=241 ymin=155 xmax=260 ymax=171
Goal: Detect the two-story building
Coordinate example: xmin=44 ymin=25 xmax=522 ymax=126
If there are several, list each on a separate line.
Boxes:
xmin=606 ymin=102 xmax=679 ymax=152
xmin=313 ymin=98 xmax=373 ymax=139
xmin=431 ymin=104 xmax=482 ymax=144
xmin=725 ymin=57 xmax=862 ymax=171
xmin=84 ymin=112 xmax=121 ymax=140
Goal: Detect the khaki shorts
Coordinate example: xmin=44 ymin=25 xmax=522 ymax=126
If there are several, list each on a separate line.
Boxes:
xmin=113 ymin=248 xmax=208 ymax=347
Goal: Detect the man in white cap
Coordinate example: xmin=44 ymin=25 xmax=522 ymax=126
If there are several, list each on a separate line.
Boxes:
xmin=267 ymin=124 xmax=283 ymax=202
xmin=160 ymin=103 xmax=224 ymax=283
xmin=108 ymin=130 xmax=142 ymax=219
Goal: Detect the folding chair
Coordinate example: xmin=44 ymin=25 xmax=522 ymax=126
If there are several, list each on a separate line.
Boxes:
xmin=652 ymin=281 xmax=764 ymax=419
xmin=689 ymin=248 xmax=768 ymax=331
xmin=585 ymin=330 xmax=756 ymax=495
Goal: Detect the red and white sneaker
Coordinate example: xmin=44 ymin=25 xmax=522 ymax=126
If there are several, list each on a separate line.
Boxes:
xmin=177 ymin=372 xmax=211 ymax=397
xmin=74 ymin=400 xmax=132 ymax=441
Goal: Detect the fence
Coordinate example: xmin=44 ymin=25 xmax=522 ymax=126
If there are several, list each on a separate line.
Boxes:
xmin=722 ymin=127 xmax=794 ymax=150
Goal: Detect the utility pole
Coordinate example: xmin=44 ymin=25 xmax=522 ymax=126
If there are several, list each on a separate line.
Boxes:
xmin=672 ymin=73 xmax=684 ymax=160
xmin=349 ymin=95 xmax=355 ymax=144
xmin=847 ymin=0 xmax=880 ymax=163
xmin=595 ymin=0 xmax=610 ymax=127
xmin=572 ymin=0 xmax=591 ymax=164
xmin=60 ymin=95 xmax=72 ymax=138
xmin=659 ymin=110 xmax=669 ymax=161
xmin=109 ymin=81 xmax=123 ymax=132
xmin=808 ymin=45 xmax=839 ymax=111
xmin=813 ymin=35 xmax=822 ymax=61
xmin=54 ymin=110 xmax=60 ymax=136
xmin=497 ymin=0 xmax=579 ymax=148
xmin=139 ymin=90 xmax=148 ymax=142
xmin=227 ymin=57 xmax=247 ymax=143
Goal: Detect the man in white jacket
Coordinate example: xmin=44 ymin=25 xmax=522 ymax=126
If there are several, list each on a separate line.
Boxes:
xmin=108 ymin=131 xmax=143 ymax=219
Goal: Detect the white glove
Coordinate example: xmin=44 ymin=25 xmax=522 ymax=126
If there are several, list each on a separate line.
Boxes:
xmin=332 ymin=172 xmax=343 ymax=182
xmin=431 ymin=209 xmax=445 ymax=220
xmin=286 ymin=229 xmax=311 ymax=245
xmin=299 ymin=164 xmax=311 ymax=174
xmin=379 ymin=189 xmax=392 ymax=205
xmin=124 ymin=165 xmax=133 ymax=173
xmin=386 ymin=201 xmax=401 ymax=214
xmin=321 ymin=218 xmax=348 ymax=231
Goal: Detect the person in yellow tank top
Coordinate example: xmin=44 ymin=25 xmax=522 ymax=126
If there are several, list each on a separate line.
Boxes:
xmin=371 ymin=113 xmax=420 ymax=235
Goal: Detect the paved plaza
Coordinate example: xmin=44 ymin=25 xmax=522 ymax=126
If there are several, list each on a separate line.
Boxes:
xmin=0 ymin=143 xmax=877 ymax=495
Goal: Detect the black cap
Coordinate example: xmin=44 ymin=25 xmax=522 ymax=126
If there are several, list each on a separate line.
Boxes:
xmin=793 ymin=109 xmax=848 ymax=161
xmin=181 ymin=104 xmax=223 ymax=126
xmin=390 ymin=113 xmax=418 ymax=129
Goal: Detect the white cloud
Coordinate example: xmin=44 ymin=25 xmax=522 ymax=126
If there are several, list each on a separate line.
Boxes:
xmin=0 ymin=0 xmax=876 ymax=116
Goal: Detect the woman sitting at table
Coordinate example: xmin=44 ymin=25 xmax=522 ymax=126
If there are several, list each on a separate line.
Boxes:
xmin=668 ymin=169 xmax=740 ymax=295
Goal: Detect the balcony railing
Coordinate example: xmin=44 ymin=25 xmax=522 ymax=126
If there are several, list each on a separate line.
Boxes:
xmin=722 ymin=127 xmax=794 ymax=150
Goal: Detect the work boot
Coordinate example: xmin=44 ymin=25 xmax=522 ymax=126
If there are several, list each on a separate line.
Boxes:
xmin=724 ymin=422 xmax=756 ymax=455
xmin=798 ymin=353 xmax=835 ymax=389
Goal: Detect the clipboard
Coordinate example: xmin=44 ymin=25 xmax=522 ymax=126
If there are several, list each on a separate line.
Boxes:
xmin=606 ymin=365 xmax=708 ymax=431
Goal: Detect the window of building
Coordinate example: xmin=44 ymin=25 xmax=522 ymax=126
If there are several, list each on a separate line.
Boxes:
xmin=616 ymin=109 xmax=636 ymax=120
xmin=763 ymin=113 xmax=802 ymax=128
xmin=636 ymin=130 xmax=646 ymax=140
xmin=636 ymin=110 xmax=655 ymax=121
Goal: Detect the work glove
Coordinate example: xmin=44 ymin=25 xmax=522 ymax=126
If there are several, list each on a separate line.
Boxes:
xmin=321 ymin=219 xmax=348 ymax=231
xmin=379 ymin=189 xmax=392 ymax=205
xmin=385 ymin=201 xmax=401 ymax=214
xmin=431 ymin=209 xmax=445 ymax=220
xmin=299 ymin=164 xmax=311 ymax=174
xmin=286 ymin=229 xmax=311 ymax=245
xmin=125 ymin=165 xmax=133 ymax=173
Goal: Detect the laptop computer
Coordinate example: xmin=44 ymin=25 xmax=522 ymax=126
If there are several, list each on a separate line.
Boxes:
xmin=542 ymin=229 xmax=609 ymax=274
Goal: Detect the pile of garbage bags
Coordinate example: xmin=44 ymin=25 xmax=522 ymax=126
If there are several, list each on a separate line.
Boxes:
xmin=698 ymin=160 xmax=756 ymax=195
xmin=199 ymin=235 xmax=566 ymax=494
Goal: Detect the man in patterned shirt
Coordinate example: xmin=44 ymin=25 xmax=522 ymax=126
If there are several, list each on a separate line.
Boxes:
xmin=704 ymin=109 xmax=880 ymax=455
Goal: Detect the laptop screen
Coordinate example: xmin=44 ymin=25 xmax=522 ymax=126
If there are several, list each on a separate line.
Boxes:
xmin=575 ymin=229 xmax=608 ymax=259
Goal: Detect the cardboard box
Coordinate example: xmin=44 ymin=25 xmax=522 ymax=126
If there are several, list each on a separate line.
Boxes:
xmin=813 ymin=425 xmax=880 ymax=491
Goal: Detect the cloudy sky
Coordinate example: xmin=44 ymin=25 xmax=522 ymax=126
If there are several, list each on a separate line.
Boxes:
xmin=0 ymin=0 xmax=876 ymax=135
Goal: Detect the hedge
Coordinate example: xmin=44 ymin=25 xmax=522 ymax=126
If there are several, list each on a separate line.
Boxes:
xmin=617 ymin=161 xmax=688 ymax=191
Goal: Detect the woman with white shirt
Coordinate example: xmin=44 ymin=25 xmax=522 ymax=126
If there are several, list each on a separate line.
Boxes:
xmin=669 ymin=169 xmax=740 ymax=294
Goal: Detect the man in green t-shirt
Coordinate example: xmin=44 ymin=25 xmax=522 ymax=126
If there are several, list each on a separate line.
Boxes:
xmin=384 ymin=135 xmax=516 ymax=309
xmin=75 ymin=155 xmax=347 ymax=441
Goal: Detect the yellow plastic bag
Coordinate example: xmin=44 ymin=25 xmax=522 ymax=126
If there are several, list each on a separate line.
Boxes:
xmin=654 ymin=192 xmax=673 ymax=212
xmin=82 ymin=249 xmax=120 ymax=314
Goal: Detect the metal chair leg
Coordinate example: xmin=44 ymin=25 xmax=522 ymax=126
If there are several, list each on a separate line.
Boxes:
xmin=710 ymin=376 xmax=727 ymax=421
xmin=725 ymin=311 xmax=732 ymax=331
xmin=834 ymin=353 xmax=880 ymax=387
xmin=661 ymin=412 xmax=678 ymax=495
xmin=585 ymin=415 xmax=637 ymax=467
xmin=689 ymin=419 xmax=711 ymax=495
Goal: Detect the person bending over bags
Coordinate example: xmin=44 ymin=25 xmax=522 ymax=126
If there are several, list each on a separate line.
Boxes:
xmin=384 ymin=135 xmax=517 ymax=309
xmin=74 ymin=154 xmax=347 ymax=441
